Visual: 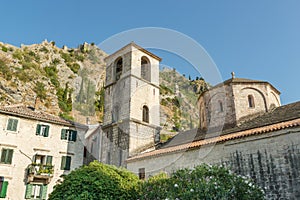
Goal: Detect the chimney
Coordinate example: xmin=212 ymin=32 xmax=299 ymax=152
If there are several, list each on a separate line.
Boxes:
xmin=231 ymin=72 xmax=235 ymax=79
xmin=34 ymin=96 xmax=39 ymax=111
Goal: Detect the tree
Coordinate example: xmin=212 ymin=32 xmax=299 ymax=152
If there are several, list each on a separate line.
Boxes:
xmin=95 ymin=87 xmax=105 ymax=112
xmin=77 ymin=78 xmax=85 ymax=103
xmin=49 ymin=161 xmax=140 ymax=200
xmin=139 ymin=164 xmax=264 ymax=200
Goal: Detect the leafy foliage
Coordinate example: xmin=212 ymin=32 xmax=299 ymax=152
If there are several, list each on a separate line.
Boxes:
xmin=0 ymin=58 xmax=12 ymax=80
xmin=49 ymin=161 xmax=139 ymax=200
xmin=1 ymin=46 xmax=8 ymax=52
xmin=34 ymin=81 xmax=47 ymax=100
xmin=49 ymin=163 xmax=264 ymax=200
xmin=139 ymin=164 xmax=264 ymax=200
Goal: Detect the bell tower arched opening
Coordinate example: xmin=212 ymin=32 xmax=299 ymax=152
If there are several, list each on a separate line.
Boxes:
xmin=141 ymin=56 xmax=151 ymax=82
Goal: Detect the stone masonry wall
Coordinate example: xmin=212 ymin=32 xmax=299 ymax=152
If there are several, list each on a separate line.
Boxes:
xmin=232 ymin=83 xmax=281 ymax=124
xmin=127 ymin=127 xmax=300 ymax=200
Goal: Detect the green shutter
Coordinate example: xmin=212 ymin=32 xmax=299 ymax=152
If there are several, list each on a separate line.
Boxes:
xmin=46 ymin=156 xmax=52 ymax=165
xmin=61 ymin=129 xmax=67 ymax=140
xmin=0 ymin=149 xmax=6 ymax=163
xmin=41 ymin=185 xmax=48 ymax=200
xmin=6 ymin=149 xmax=13 ymax=164
xmin=11 ymin=119 xmax=18 ymax=132
xmin=7 ymin=119 xmax=13 ymax=131
xmin=44 ymin=125 xmax=50 ymax=137
xmin=25 ymin=184 xmax=32 ymax=199
xmin=36 ymin=124 xmax=41 ymax=135
xmin=0 ymin=181 xmax=8 ymax=198
xmin=61 ymin=156 xmax=66 ymax=170
xmin=66 ymin=156 xmax=71 ymax=170
xmin=72 ymin=131 xmax=77 ymax=142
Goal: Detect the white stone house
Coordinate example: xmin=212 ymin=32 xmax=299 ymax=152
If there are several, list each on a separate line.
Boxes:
xmin=0 ymin=105 xmax=87 ymax=200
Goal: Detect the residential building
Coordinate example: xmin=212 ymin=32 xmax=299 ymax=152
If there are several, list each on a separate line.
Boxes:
xmin=0 ymin=105 xmax=87 ymax=199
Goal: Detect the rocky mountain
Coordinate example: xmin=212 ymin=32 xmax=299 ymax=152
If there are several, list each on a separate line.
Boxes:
xmin=159 ymin=67 xmax=208 ymax=135
xmin=0 ymin=41 xmax=205 ymax=134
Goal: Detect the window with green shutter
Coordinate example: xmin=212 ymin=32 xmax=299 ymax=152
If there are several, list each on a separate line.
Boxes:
xmin=6 ymin=118 xmax=18 ymax=132
xmin=70 ymin=131 xmax=77 ymax=142
xmin=0 ymin=181 xmax=8 ymax=198
xmin=41 ymin=185 xmax=48 ymax=200
xmin=61 ymin=129 xmax=77 ymax=142
xmin=46 ymin=156 xmax=52 ymax=165
xmin=0 ymin=149 xmax=13 ymax=164
xmin=61 ymin=129 xmax=67 ymax=140
xmin=25 ymin=184 xmax=48 ymax=199
xmin=61 ymin=156 xmax=71 ymax=170
xmin=36 ymin=124 xmax=50 ymax=137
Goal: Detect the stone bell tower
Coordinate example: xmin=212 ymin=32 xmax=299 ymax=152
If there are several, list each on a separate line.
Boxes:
xmin=102 ymin=42 xmax=161 ymax=167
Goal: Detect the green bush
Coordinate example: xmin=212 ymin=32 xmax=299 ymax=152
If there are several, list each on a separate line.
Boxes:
xmin=49 ymin=163 xmax=263 ymax=200
xmin=0 ymin=58 xmax=12 ymax=80
xmin=1 ymin=46 xmax=8 ymax=52
xmin=75 ymin=53 xmax=85 ymax=62
xmin=16 ymin=70 xmax=32 ymax=82
xmin=52 ymin=58 xmax=60 ymax=65
xmin=12 ymin=50 xmax=23 ymax=60
xmin=139 ymin=164 xmax=264 ymax=200
xmin=49 ymin=161 xmax=140 ymax=200
xmin=59 ymin=112 xmax=74 ymax=121
xmin=44 ymin=66 xmax=60 ymax=88
xmin=34 ymin=81 xmax=47 ymax=100
xmin=69 ymin=63 xmax=80 ymax=74
xmin=40 ymin=46 xmax=49 ymax=53
xmin=22 ymin=62 xmax=38 ymax=70
xmin=60 ymin=51 xmax=74 ymax=63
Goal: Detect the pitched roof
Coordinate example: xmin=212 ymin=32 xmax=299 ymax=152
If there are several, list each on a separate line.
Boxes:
xmin=0 ymin=105 xmax=78 ymax=127
xmin=104 ymin=42 xmax=162 ymax=62
xmin=127 ymin=101 xmax=300 ymax=162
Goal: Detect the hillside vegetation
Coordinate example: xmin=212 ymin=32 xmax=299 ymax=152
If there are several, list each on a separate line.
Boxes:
xmin=0 ymin=41 xmax=206 ymax=133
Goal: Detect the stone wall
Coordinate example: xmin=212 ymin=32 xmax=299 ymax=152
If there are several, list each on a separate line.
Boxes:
xmin=232 ymin=83 xmax=281 ymax=124
xmin=127 ymin=127 xmax=300 ymax=199
xmin=199 ymin=84 xmax=236 ymax=129
xmin=199 ymin=81 xmax=281 ymax=129
xmin=103 ymin=43 xmax=161 ymax=163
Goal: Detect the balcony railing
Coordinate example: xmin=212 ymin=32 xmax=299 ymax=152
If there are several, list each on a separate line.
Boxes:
xmin=27 ymin=163 xmax=54 ymax=176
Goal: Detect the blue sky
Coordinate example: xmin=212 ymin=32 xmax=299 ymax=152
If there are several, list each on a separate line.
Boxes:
xmin=1 ymin=1 xmax=299 ymax=104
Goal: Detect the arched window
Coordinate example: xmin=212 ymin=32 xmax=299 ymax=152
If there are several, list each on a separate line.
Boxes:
xmin=141 ymin=56 xmax=151 ymax=81
xmin=115 ymin=57 xmax=123 ymax=81
xmin=219 ymin=101 xmax=223 ymax=112
xmin=142 ymin=105 xmax=149 ymax=123
xmin=248 ymin=95 xmax=255 ymax=108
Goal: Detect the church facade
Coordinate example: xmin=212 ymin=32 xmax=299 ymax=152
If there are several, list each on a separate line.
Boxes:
xmin=84 ymin=43 xmax=300 ymax=199
xmin=127 ymin=73 xmax=300 ymax=199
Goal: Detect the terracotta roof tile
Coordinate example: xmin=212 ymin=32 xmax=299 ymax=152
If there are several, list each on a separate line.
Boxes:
xmin=0 ymin=105 xmax=75 ymax=126
xmin=126 ymin=118 xmax=300 ymax=163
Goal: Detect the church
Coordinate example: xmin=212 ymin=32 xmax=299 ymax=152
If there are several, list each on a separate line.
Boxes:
xmin=84 ymin=42 xmax=300 ymax=199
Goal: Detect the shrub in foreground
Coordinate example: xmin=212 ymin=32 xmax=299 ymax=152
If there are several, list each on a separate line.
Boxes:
xmin=49 ymin=162 xmax=264 ymax=200
xmin=139 ymin=164 xmax=264 ymax=200
xmin=48 ymin=161 xmax=139 ymax=200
